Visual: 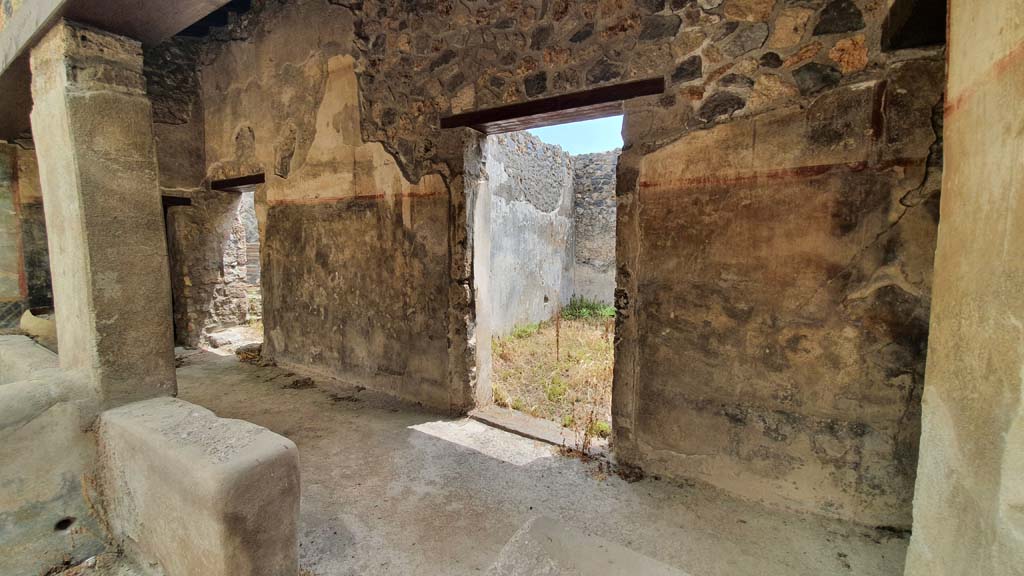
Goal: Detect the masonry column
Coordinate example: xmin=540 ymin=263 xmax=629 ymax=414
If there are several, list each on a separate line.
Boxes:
xmin=904 ymin=2 xmax=1024 ymax=574
xmin=29 ymin=20 xmax=176 ymax=405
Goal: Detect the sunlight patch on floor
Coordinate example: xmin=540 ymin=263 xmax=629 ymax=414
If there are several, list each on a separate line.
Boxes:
xmin=408 ymin=419 xmax=556 ymax=466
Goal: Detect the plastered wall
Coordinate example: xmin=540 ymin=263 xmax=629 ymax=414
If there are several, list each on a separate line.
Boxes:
xmin=487 ymin=131 xmax=575 ymax=335
xmin=196 ymin=3 xmax=455 ymax=408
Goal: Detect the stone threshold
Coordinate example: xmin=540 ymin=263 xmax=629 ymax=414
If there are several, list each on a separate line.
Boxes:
xmin=469 ymin=404 xmax=609 ymax=458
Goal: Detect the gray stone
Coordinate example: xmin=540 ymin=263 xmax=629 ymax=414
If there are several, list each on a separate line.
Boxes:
xmin=720 ymin=22 xmax=769 ymax=57
xmin=587 ymin=57 xmax=623 ymax=84
xmin=759 ymin=51 xmax=783 ymax=68
xmin=671 ymin=55 xmax=703 ymax=83
xmin=524 ymin=70 xmax=548 ymax=97
xmin=430 ymin=48 xmax=456 ymax=71
xmin=697 ymin=91 xmax=747 ymax=121
xmin=640 ymin=0 xmax=668 ymax=12
xmin=720 ymin=73 xmax=755 ymax=87
xmin=530 ymin=24 xmax=554 ymax=50
xmin=813 ymin=0 xmax=866 ymax=36
xmin=639 ymin=15 xmax=682 ymax=41
xmin=569 ymin=23 xmax=594 ymax=43
xmin=793 ymin=62 xmax=843 ymax=95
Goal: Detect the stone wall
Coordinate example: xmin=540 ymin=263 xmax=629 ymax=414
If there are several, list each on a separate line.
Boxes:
xmin=148 ymin=0 xmax=946 ymax=523
xmin=146 ymin=39 xmax=255 ymax=346
xmin=572 ymin=150 xmax=618 ymax=304
xmin=487 ymin=131 xmax=575 ymax=335
xmin=196 ymin=4 xmax=454 ymax=408
xmin=350 ymin=0 xmax=945 ymax=526
xmin=0 ymin=144 xmax=20 ymax=326
xmin=0 ymin=142 xmax=50 ymax=328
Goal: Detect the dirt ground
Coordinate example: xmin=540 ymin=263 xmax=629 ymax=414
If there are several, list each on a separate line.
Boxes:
xmin=491 ymin=317 xmax=614 ymax=434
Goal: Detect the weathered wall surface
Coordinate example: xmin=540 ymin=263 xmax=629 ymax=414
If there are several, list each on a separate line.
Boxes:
xmin=198 ymin=2 xmax=455 ymax=408
xmin=147 ymin=40 xmax=254 ymax=346
xmin=621 ymin=66 xmax=943 ymax=527
xmin=347 ymin=0 xmax=943 ymax=525
xmin=16 ymin=146 xmax=50 ymax=310
xmin=572 ymin=150 xmax=618 ymax=304
xmin=488 ymin=131 xmax=574 ymax=335
xmin=178 ymin=0 xmax=946 ymax=523
xmin=0 ymin=144 xmax=20 ymax=326
xmin=0 ymin=143 xmax=50 ymax=328
xmin=904 ymin=2 xmax=1024 ymax=574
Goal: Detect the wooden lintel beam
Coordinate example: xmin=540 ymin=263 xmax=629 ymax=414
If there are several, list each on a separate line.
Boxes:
xmin=440 ymin=77 xmax=665 ymax=134
xmin=211 ymin=173 xmax=266 ymax=194
xmin=161 ymin=195 xmax=193 ymax=207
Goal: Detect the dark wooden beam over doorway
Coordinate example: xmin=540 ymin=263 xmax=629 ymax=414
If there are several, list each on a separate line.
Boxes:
xmin=440 ymin=77 xmax=665 ymax=135
xmin=211 ymin=173 xmax=266 ymax=194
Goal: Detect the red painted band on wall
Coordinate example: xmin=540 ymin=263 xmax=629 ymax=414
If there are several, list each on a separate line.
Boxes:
xmin=266 ymin=190 xmax=446 ymax=207
xmin=638 ymin=158 xmax=923 ymax=195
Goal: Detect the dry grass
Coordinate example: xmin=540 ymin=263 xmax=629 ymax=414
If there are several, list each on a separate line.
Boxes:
xmin=491 ymin=315 xmax=614 ymax=435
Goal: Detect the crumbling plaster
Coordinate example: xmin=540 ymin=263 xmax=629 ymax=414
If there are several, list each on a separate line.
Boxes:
xmin=352 ymin=0 xmax=944 ymax=527
xmin=150 ymin=0 xmax=947 ymax=525
xmin=197 ymin=4 xmax=456 ymax=408
xmin=487 ymin=131 xmax=575 ymax=335
xmin=147 ymin=39 xmax=256 ymax=346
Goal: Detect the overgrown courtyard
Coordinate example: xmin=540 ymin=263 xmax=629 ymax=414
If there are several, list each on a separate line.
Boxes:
xmin=491 ymin=298 xmax=615 ymax=438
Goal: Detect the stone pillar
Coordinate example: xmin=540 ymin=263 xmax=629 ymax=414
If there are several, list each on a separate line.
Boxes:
xmin=904 ymin=2 xmax=1024 ymax=574
xmin=29 ymin=20 xmax=176 ymax=405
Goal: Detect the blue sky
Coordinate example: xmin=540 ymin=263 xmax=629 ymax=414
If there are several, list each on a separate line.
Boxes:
xmin=528 ymin=115 xmax=623 ymax=155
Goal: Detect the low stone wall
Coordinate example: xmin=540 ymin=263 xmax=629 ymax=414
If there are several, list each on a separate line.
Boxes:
xmin=98 ymin=397 xmax=300 ymax=576
xmin=572 ymin=150 xmax=618 ymax=304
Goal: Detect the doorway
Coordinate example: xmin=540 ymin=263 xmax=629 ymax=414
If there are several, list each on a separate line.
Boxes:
xmin=484 ymin=117 xmax=621 ymax=446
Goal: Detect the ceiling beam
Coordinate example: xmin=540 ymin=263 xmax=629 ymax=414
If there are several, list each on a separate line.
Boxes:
xmin=0 ymin=0 xmax=231 ymax=141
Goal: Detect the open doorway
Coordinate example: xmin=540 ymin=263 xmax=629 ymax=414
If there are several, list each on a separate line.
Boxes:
xmin=480 ymin=116 xmax=621 ymax=447
xmin=446 ymin=77 xmax=662 ymax=450
xmin=165 ymin=178 xmax=264 ymax=355
xmin=202 ymin=188 xmax=263 ymax=353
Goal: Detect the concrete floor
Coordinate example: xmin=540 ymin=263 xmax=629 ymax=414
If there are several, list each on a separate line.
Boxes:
xmin=176 ymin=350 xmax=909 ymax=576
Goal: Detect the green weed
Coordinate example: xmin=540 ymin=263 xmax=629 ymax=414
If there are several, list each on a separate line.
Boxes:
xmin=511 ymin=322 xmax=541 ymax=339
xmin=562 ymin=296 xmax=615 ymax=320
